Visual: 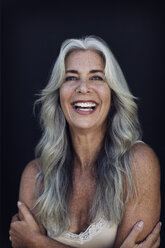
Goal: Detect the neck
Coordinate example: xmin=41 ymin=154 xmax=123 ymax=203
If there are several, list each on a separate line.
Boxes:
xmin=69 ymin=126 xmax=106 ymax=170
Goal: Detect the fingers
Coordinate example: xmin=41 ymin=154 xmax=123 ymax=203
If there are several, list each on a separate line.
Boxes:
xmin=11 ymin=213 xmax=20 ymax=223
xmin=154 ymin=236 xmax=160 ymax=248
xmin=9 ymin=234 xmax=22 ymax=248
xmin=139 ymin=222 xmax=161 ymax=248
xmin=9 ymin=214 xmax=20 ymax=243
xmin=120 ymin=221 xmax=144 ymax=248
xmin=139 ymin=237 xmax=160 ymax=248
xmin=17 ymin=201 xmax=35 ymax=224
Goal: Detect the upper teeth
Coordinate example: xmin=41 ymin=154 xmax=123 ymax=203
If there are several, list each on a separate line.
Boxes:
xmin=74 ymin=102 xmax=96 ymax=107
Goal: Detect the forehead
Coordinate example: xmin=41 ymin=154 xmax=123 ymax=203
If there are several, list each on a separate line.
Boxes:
xmin=65 ymin=50 xmax=105 ymax=70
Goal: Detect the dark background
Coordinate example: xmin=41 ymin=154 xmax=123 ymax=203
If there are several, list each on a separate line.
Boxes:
xmin=1 ymin=0 xmax=165 ymax=247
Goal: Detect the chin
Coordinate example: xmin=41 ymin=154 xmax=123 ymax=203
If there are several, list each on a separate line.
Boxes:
xmin=69 ymin=120 xmax=102 ymax=131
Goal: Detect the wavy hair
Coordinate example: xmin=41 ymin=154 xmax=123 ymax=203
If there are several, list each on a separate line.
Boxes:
xmin=33 ymin=36 xmax=142 ymax=235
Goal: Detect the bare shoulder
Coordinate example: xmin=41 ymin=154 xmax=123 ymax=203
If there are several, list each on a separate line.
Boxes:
xmin=21 ymin=158 xmax=41 ymax=177
xmin=130 ymin=142 xmax=160 ymax=190
xmin=130 ymin=142 xmax=159 ymax=165
xmin=19 ymin=158 xmax=41 ymax=209
xmin=114 ymin=143 xmax=161 ymax=247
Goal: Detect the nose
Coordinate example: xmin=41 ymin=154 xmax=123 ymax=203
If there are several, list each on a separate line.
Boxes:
xmin=76 ymin=79 xmax=91 ymax=94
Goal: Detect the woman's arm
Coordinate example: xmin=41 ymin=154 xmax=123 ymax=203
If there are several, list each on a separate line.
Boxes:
xmin=10 ymin=202 xmax=73 ymax=248
xmin=114 ymin=143 xmax=161 ymax=247
xmin=10 ymin=160 xmax=73 ymax=248
xmin=120 ymin=221 xmax=161 ymax=248
xmin=10 ymin=152 xmax=161 ymax=248
xmin=18 ymin=159 xmax=45 ymax=233
xmin=10 ymin=205 xmax=161 ymax=248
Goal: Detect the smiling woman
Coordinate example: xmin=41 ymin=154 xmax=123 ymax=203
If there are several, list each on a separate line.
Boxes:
xmin=60 ymin=50 xmax=111 ymax=130
xmin=9 ymin=36 xmax=161 ymax=248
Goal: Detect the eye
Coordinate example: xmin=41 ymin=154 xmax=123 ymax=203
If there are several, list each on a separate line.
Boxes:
xmin=65 ymin=76 xmax=78 ymax=81
xmin=90 ymin=75 xmax=104 ymax=81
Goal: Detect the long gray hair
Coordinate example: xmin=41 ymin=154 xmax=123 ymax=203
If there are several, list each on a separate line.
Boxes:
xmin=34 ymin=36 xmax=142 ymax=235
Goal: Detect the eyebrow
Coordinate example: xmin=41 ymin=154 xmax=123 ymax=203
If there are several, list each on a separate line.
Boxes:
xmin=66 ymin=70 xmax=78 ymax=74
xmin=66 ymin=69 xmax=104 ymax=74
xmin=90 ymin=70 xmax=104 ymax=74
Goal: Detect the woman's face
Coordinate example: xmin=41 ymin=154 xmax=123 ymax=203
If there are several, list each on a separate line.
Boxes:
xmin=60 ymin=49 xmax=111 ymax=131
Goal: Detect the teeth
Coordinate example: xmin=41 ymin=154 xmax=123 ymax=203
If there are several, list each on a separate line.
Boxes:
xmin=78 ymin=108 xmax=93 ymax=111
xmin=74 ymin=102 xmax=96 ymax=107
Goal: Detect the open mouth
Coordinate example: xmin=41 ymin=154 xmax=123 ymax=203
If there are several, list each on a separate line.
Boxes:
xmin=72 ymin=101 xmax=97 ymax=113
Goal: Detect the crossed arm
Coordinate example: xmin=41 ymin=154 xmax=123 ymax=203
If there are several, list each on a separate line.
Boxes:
xmin=9 ymin=143 xmax=161 ymax=248
xmin=113 ymin=142 xmax=161 ymax=247
xmin=10 ymin=203 xmax=161 ymax=248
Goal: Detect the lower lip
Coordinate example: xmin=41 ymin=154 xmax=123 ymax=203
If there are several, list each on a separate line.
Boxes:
xmin=72 ymin=106 xmax=97 ymax=115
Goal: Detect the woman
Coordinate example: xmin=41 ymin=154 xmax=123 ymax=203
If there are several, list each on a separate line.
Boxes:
xmin=9 ymin=36 xmax=161 ymax=247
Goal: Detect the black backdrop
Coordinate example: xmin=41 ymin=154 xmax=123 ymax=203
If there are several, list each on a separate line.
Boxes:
xmin=1 ymin=0 xmax=165 ymax=247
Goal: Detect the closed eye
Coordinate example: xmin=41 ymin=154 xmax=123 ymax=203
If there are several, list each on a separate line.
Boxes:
xmin=65 ymin=76 xmax=78 ymax=81
xmin=90 ymin=75 xmax=104 ymax=81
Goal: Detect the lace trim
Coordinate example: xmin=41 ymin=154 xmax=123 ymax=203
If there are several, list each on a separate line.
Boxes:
xmin=63 ymin=219 xmax=107 ymax=242
xmin=48 ymin=218 xmax=108 ymax=243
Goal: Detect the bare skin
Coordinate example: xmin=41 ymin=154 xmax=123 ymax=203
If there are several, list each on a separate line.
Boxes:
xmin=9 ymin=50 xmax=161 ymax=247
xmin=10 ymin=203 xmax=161 ymax=248
xmin=9 ymin=150 xmax=161 ymax=248
xmin=114 ymin=143 xmax=161 ymax=247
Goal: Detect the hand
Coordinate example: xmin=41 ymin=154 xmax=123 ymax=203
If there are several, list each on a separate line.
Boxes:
xmin=9 ymin=201 xmax=42 ymax=248
xmin=120 ymin=221 xmax=161 ymax=248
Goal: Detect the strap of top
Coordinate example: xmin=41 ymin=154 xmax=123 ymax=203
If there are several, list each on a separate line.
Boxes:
xmin=134 ymin=140 xmax=144 ymax=144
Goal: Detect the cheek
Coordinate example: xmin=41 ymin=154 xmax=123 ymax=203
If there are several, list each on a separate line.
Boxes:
xmin=59 ymin=87 xmax=68 ymax=114
xmin=59 ymin=88 xmax=64 ymax=103
xmin=100 ymin=86 xmax=111 ymax=105
xmin=59 ymin=84 xmax=70 ymax=103
xmin=104 ymin=95 xmax=111 ymax=114
xmin=59 ymin=85 xmax=73 ymax=115
xmin=101 ymin=89 xmax=111 ymax=116
xmin=60 ymin=83 xmax=75 ymax=98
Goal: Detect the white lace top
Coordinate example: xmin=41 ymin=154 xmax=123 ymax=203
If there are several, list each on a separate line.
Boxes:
xmin=47 ymin=218 xmax=118 ymax=248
